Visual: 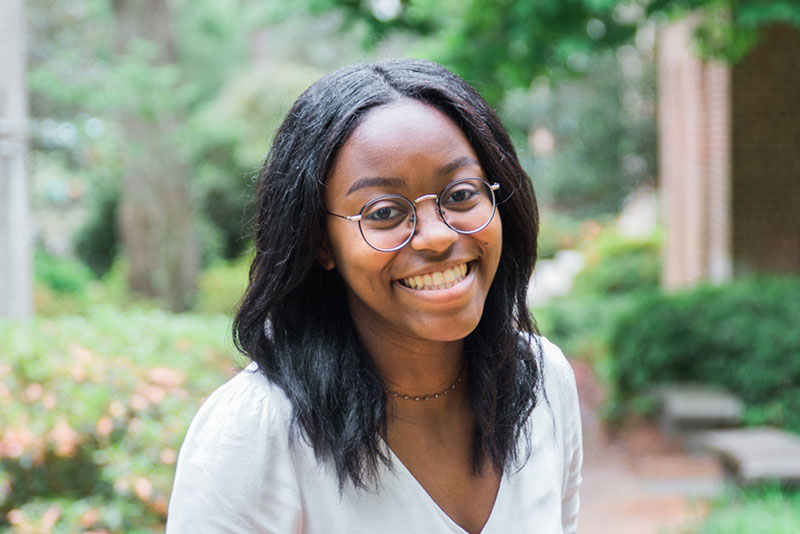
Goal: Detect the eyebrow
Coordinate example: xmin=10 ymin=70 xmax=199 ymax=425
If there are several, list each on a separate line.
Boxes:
xmin=345 ymin=157 xmax=481 ymax=196
xmin=436 ymin=156 xmax=481 ymax=178
xmin=346 ymin=177 xmax=406 ymax=195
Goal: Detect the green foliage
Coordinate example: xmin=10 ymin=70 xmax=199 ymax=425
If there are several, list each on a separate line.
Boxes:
xmin=194 ymin=255 xmax=252 ymax=315
xmin=74 ymin=182 xmax=119 ymax=278
xmin=189 ymin=61 xmax=325 ymax=260
xmin=0 ymin=308 xmax=239 ymax=531
xmin=535 ymin=293 xmax=638 ymax=363
xmin=34 ymin=251 xmax=93 ymax=295
xmin=26 ymin=0 xmax=276 ymax=278
xmin=534 ymin=228 xmax=660 ymax=361
xmin=537 ymin=211 xmax=587 ymax=259
xmin=502 ymin=50 xmax=656 ymax=217
xmin=686 ymin=485 xmax=800 ymax=534
xmin=571 ymin=229 xmax=661 ymax=296
xmin=439 ymin=0 xmax=638 ymax=104
xmin=609 ymin=277 xmax=800 ymax=432
xmin=314 ymin=0 xmax=800 ymax=103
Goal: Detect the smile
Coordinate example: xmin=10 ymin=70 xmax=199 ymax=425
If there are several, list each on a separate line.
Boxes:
xmin=398 ymin=262 xmax=470 ymax=290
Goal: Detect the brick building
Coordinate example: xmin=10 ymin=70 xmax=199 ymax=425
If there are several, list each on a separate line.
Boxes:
xmin=658 ymin=20 xmax=800 ymax=289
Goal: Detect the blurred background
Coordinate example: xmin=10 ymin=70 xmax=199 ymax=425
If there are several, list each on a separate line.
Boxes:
xmin=1 ymin=0 xmax=799 ymax=532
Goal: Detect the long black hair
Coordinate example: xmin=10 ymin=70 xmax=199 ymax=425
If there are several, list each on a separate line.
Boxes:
xmin=233 ymin=58 xmax=542 ymax=490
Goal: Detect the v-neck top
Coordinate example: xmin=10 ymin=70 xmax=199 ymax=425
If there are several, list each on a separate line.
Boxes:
xmin=167 ymin=336 xmax=583 ymax=534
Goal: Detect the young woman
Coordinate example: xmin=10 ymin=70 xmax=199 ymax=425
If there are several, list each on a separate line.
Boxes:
xmin=167 ymin=59 xmax=582 ymax=534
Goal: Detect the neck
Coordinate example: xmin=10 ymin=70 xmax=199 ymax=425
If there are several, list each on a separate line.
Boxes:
xmin=351 ymin=309 xmax=469 ymax=422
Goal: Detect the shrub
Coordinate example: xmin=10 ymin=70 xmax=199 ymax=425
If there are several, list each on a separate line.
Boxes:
xmin=194 ymin=254 xmax=250 ymax=315
xmin=0 ymin=308 xmax=240 ymax=531
xmin=34 ymin=251 xmax=93 ymax=295
xmin=609 ymin=276 xmax=800 ymax=432
xmin=533 ymin=229 xmax=660 ymax=362
xmin=73 ymin=183 xmax=120 ymax=278
xmin=536 ymin=211 xmax=587 ymax=259
xmin=686 ymin=485 xmax=800 ymax=534
xmin=571 ymin=229 xmax=661 ymax=297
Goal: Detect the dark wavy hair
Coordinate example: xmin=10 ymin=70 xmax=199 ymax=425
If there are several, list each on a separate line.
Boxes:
xmin=233 ymin=58 xmax=543 ymax=490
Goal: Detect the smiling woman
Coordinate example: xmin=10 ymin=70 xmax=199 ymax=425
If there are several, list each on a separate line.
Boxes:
xmin=166 ymin=59 xmax=583 ymax=534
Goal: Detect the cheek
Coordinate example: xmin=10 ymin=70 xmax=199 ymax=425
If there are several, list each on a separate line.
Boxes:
xmin=327 ymin=226 xmax=391 ymax=292
xmin=325 ymin=219 xmax=364 ymax=269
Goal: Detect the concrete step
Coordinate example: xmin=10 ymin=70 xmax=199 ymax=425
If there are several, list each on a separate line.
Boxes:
xmin=696 ymin=426 xmax=800 ymax=485
xmin=652 ymin=384 xmax=743 ymax=435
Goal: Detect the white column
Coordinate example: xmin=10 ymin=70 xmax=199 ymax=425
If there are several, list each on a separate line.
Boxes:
xmin=0 ymin=0 xmax=33 ymax=317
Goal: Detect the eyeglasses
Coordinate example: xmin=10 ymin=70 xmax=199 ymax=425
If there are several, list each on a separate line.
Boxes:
xmin=326 ymin=178 xmax=500 ymax=252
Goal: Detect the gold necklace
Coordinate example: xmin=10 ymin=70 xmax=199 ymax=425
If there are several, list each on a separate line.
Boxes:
xmin=385 ymin=366 xmax=466 ymax=402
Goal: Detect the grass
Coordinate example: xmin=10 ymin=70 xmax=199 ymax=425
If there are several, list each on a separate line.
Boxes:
xmin=679 ymin=485 xmax=800 ymax=534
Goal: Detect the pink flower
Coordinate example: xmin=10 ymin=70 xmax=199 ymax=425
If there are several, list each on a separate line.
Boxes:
xmin=148 ymin=367 xmax=185 ymax=388
xmin=50 ymin=418 xmax=79 ymax=457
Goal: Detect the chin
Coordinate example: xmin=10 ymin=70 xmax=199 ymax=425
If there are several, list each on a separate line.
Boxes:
xmin=408 ymin=310 xmax=483 ymax=343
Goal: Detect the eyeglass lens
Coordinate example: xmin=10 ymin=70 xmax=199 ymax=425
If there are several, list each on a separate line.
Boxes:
xmin=359 ymin=178 xmax=496 ymax=251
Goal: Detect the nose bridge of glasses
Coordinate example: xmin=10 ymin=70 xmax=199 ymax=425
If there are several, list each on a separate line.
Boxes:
xmin=412 ymin=193 xmax=439 ymax=206
xmin=410 ymin=193 xmax=445 ymax=224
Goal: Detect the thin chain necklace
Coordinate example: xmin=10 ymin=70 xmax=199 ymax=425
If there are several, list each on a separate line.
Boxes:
xmin=385 ymin=365 xmax=466 ymax=402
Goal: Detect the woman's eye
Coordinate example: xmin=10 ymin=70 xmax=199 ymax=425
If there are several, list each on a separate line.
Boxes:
xmin=363 ymin=203 xmax=408 ymax=225
xmin=446 ymin=188 xmax=478 ymax=203
xmin=370 ymin=207 xmax=399 ymax=220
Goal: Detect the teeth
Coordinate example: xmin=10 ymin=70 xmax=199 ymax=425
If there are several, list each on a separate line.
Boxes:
xmin=401 ymin=263 xmax=470 ymax=290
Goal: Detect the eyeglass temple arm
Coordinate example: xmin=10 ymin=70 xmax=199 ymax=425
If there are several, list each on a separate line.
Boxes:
xmin=325 ymin=211 xmax=362 ymax=222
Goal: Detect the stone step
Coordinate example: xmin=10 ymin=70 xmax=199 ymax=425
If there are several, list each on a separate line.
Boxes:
xmin=652 ymin=384 xmax=743 ymax=435
xmin=696 ymin=426 xmax=800 ymax=485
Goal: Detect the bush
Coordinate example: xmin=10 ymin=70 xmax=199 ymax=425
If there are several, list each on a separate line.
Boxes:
xmin=533 ymin=228 xmax=660 ymax=362
xmin=685 ymin=485 xmax=800 ymax=534
xmin=0 ymin=308 xmax=240 ymax=532
xmin=194 ymin=254 xmax=250 ymax=315
xmin=34 ymin=251 xmax=93 ymax=295
xmin=73 ymin=183 xmax=120 ymax=278
xmin=609 ymin=276 xmax=800 ymax=432
xmin=571 ymin=229 xmax=661 ymax=297
xmin=536 ymin=211 xmax=587 ymax=259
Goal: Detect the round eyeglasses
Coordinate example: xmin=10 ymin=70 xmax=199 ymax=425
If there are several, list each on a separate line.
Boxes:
xmin=326 ymin=178 xmax=500 ymax=252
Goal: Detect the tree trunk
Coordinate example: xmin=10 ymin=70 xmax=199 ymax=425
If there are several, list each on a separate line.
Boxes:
xmin=112 ymin=0 xmax=198 ymax=311
xmin=0 ymin=0 xmax=33 ymax=318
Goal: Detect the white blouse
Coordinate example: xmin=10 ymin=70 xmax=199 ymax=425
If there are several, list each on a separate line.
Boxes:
xmin=167 ymin=337 xmax=582 ymax=534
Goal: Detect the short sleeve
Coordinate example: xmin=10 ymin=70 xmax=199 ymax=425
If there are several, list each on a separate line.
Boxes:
xmin=166 ymin=367 xmax=303 ymax=534
xmin=540 ymin=338 xmax=583 ymax=534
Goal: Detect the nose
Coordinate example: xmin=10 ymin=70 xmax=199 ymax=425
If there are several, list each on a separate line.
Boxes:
xmin=408 ymin=196 xmax=458 ymax=252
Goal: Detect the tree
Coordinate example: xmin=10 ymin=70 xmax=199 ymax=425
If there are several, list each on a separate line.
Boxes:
xmin=305 ymin=0 xmax=800 ymax=104
xmin=111 ymin=0 xmax=198 ymax=312
xmin=0 ymin=0 xmax=33 ymax=318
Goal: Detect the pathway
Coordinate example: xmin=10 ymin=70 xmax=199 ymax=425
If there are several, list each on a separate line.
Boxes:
xmin=571 ymin=359 xmax=725 ymax=534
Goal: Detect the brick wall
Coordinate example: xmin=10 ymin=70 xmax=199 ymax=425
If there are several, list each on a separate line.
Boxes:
xmin=731 ymin=24 xmax=800 ymax=275
xmin=659 ymin=18 xmax=732 ymax=289
xmin=659 ymin=20 xmax=800 ymax=289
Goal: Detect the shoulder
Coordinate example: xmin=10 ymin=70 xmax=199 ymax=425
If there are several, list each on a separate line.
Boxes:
xmin=538 ymin=335 xmax=577 ymax=392
xmin=520 ymin=333 xmax=577 ymax=396
xmin=527 ymin=334 xmax=581 ymax=430
xmin=189 ymin=362 xmax=291 ymax=432
xmin=167 ymin=363 xmax=302 ymax=533
xmin=174 ymin=361 xmax=295 ymax=466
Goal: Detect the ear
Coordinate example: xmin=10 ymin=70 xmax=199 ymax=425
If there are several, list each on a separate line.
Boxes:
xmin=316 ymin=238 xmax=335 ymax=270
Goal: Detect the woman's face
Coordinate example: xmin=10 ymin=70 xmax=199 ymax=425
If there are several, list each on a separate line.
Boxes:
xmin=321 ymin=99 xmax=503 ymax=344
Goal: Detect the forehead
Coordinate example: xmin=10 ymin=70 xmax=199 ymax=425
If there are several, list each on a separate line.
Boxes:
xmin=326 ymin=100 xmax=481 ymax=195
